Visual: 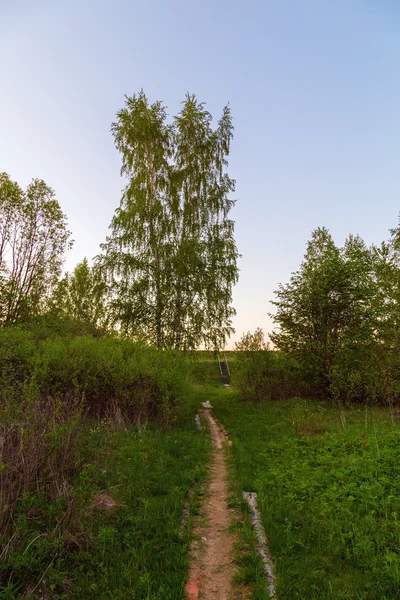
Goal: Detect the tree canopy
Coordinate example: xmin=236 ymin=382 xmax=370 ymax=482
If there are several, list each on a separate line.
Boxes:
xmin=0 ymin=173 xmax=72 ymax=326
xmin=100 ymin=91 xmax=239 ymax=349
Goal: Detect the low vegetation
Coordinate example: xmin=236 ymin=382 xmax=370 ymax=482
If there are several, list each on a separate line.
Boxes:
xmin=1 ymin=418 xmax=208 ymax=598
xmin=211 ymin=386 xmax=400 ymax=599
xmin=0 ymin=328 xmax=189 ymax=426
xmin=0 ymin=327 xmax=208 ymax=598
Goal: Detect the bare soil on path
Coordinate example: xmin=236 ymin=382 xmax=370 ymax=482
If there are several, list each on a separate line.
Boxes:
xmin=185 ymin=408 xmax=243 ymax=600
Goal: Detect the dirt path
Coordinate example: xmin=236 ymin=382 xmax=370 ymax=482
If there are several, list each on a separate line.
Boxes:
xmin=185 ymin=407 xmax=242 ymax=600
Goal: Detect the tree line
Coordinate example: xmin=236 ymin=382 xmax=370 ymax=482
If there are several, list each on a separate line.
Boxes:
xmin=236 ymin=225 xmax=400 ymax=405
xmin=0 ymin=91 xmax=239 ymax=349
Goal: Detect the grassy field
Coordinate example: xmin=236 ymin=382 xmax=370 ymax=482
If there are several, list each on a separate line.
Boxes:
xmin=5 ymin=350 xmax=400 ymax=599
xmin=1 ymin=417 xmax=209 ymax=599
xmin=71 ymin=422 xmax=209 ymax=600
xmin=207 ymin=382 xmax=400 ymax=600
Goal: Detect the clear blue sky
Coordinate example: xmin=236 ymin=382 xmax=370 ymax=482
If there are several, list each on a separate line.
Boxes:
xmin=1 ymin=0 xmax=400 ymax=345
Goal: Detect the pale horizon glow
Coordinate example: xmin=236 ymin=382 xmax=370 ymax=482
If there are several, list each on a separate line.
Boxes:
xmin=1 ymin=1 xmax=400 ymax=347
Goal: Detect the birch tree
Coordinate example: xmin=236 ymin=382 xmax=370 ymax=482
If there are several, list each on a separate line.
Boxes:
xmin=100 ymin=92 xmax=172 ymax=346
xmin=169 ymin=96 xmax=238 ymax=349
xmin=101 ymin=91 xmax=238 ymax=349
xmin=0 ymin=173 xmax=71 ymax=325
xmin=53 ymin=258 xmax=109 ymax=334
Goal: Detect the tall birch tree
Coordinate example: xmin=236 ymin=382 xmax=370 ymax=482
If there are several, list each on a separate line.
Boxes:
xmin=100 ymin=92 xmax=172 ymax=346
xmin=100 ymin=91 xmax=238 ymax=349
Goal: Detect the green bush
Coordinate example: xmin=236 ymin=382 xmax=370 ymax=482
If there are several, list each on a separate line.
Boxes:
xmin=329 ymin=342 xmax=400 ymax=405
xmin=234 ymin=349 xmax=302 ymax=401
xmin=0 ymin=328 xmax=189 ymax=427
xmin=234 ymin=343 xmax=400 ymax=406
xmin=0 ymin=328 xmax=36 ymax=399
xmin=233 ymin=327 xmax=400 ymax=406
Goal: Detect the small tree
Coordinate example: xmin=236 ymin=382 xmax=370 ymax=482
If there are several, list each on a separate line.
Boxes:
xmin=372 ymin=218 xmax=400 ymax=350
xmin=0 ymin=174 xmax=72 ymax=326
xmin=270 ymin=227 xmax=376 ymax=396
xmin=234 ymin=327 xmax=266 ymax=351
xmin=234 ymin=327 xmax=300 ymax=401
xmin=52 ymin=258 xmax=109 ymax=334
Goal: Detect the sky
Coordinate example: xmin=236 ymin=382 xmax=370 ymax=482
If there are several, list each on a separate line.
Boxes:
xmin=1 ymin=0 xmax=400 ymax=346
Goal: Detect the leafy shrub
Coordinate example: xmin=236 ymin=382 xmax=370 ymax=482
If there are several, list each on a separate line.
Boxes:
xmin=233 ymin=326 xmax=400 ymax=406
xmin=0 ymin=327 xmax=35 ymax=399
xmin=234 ymin=348 xmax=301 ymax=401
xmin=0 ymin=328 xmax=191 ymax=595
xmin=330 ymin=342 xmax=400 ymax=405
xmin=234 ymin=329 xmax=304 ymax=401
xmin=0 ymin=328 xmax=189 ymax=427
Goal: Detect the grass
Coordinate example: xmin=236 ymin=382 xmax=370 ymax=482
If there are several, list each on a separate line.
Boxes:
xmin=0 ymin=337 xmax=210 ymax=599
xmin=208 ymin=386 xmax=400 ymax=600
xmin=70 ymin=421 xmax=209 ymax=599
xmin=1 ymin=415 xmax=209 ymax=599
xmin=7 ymin=349 xmax=400 ymax=599
xmin=228 ymin=467 xmax=273 ymax=600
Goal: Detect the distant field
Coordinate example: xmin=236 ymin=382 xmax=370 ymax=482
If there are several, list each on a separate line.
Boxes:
xmin=188 ymin=350 xmax=236 ymax=385
xmin=210 ymin=386 xmax=400 ymax=600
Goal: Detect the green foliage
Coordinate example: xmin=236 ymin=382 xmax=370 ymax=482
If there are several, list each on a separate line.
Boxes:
xmin=330 ymin=342 xmax=400 ymax=405
xmin=234 ymin=329 xmax=302 ymax=401
xmin=234 ymin=348 xmax=301 ymax=402
xmin=0 ymin=173 xmax=72 ymax=326
xmin=0 ymin=328 xmax=189 ymax=427
xmin=265 ymin=225 xmax=400 ymax=404
xmin=0 ymin=330 xmax=207 ymax=598
xmin=270 ymin=228 xmax=376 ymax=399
xmin=0 ymin=412 xmax=208 ymax=599
xmin=100 ymin=90 xmax=238 ymax=350
xmin=234 ymin=327 xmax=266 ymax=352
xmin=51 ymin=258 xmax=109 ymax=335
xmin=0 ymin=326 xmax=36 ymax=396
xmin=212 ymin=391 xmax=400 ymax=599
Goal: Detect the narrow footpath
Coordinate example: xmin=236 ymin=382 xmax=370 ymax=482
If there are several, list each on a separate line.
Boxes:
xmin=185 ymin=406 xmax=242 ymax=600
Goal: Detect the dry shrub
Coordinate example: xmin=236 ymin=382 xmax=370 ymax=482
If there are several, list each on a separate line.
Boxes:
xmin=0 ymin=392 xmax=83 ymax=532
xmin=295 ymin=419 xmax=326 ymax=437
xmin=91 ymin=493 xmax=119 ymax=511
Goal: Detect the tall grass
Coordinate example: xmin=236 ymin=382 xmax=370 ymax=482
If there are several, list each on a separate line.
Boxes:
xmin=0 ymin=393 xmax=82 ymax=531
